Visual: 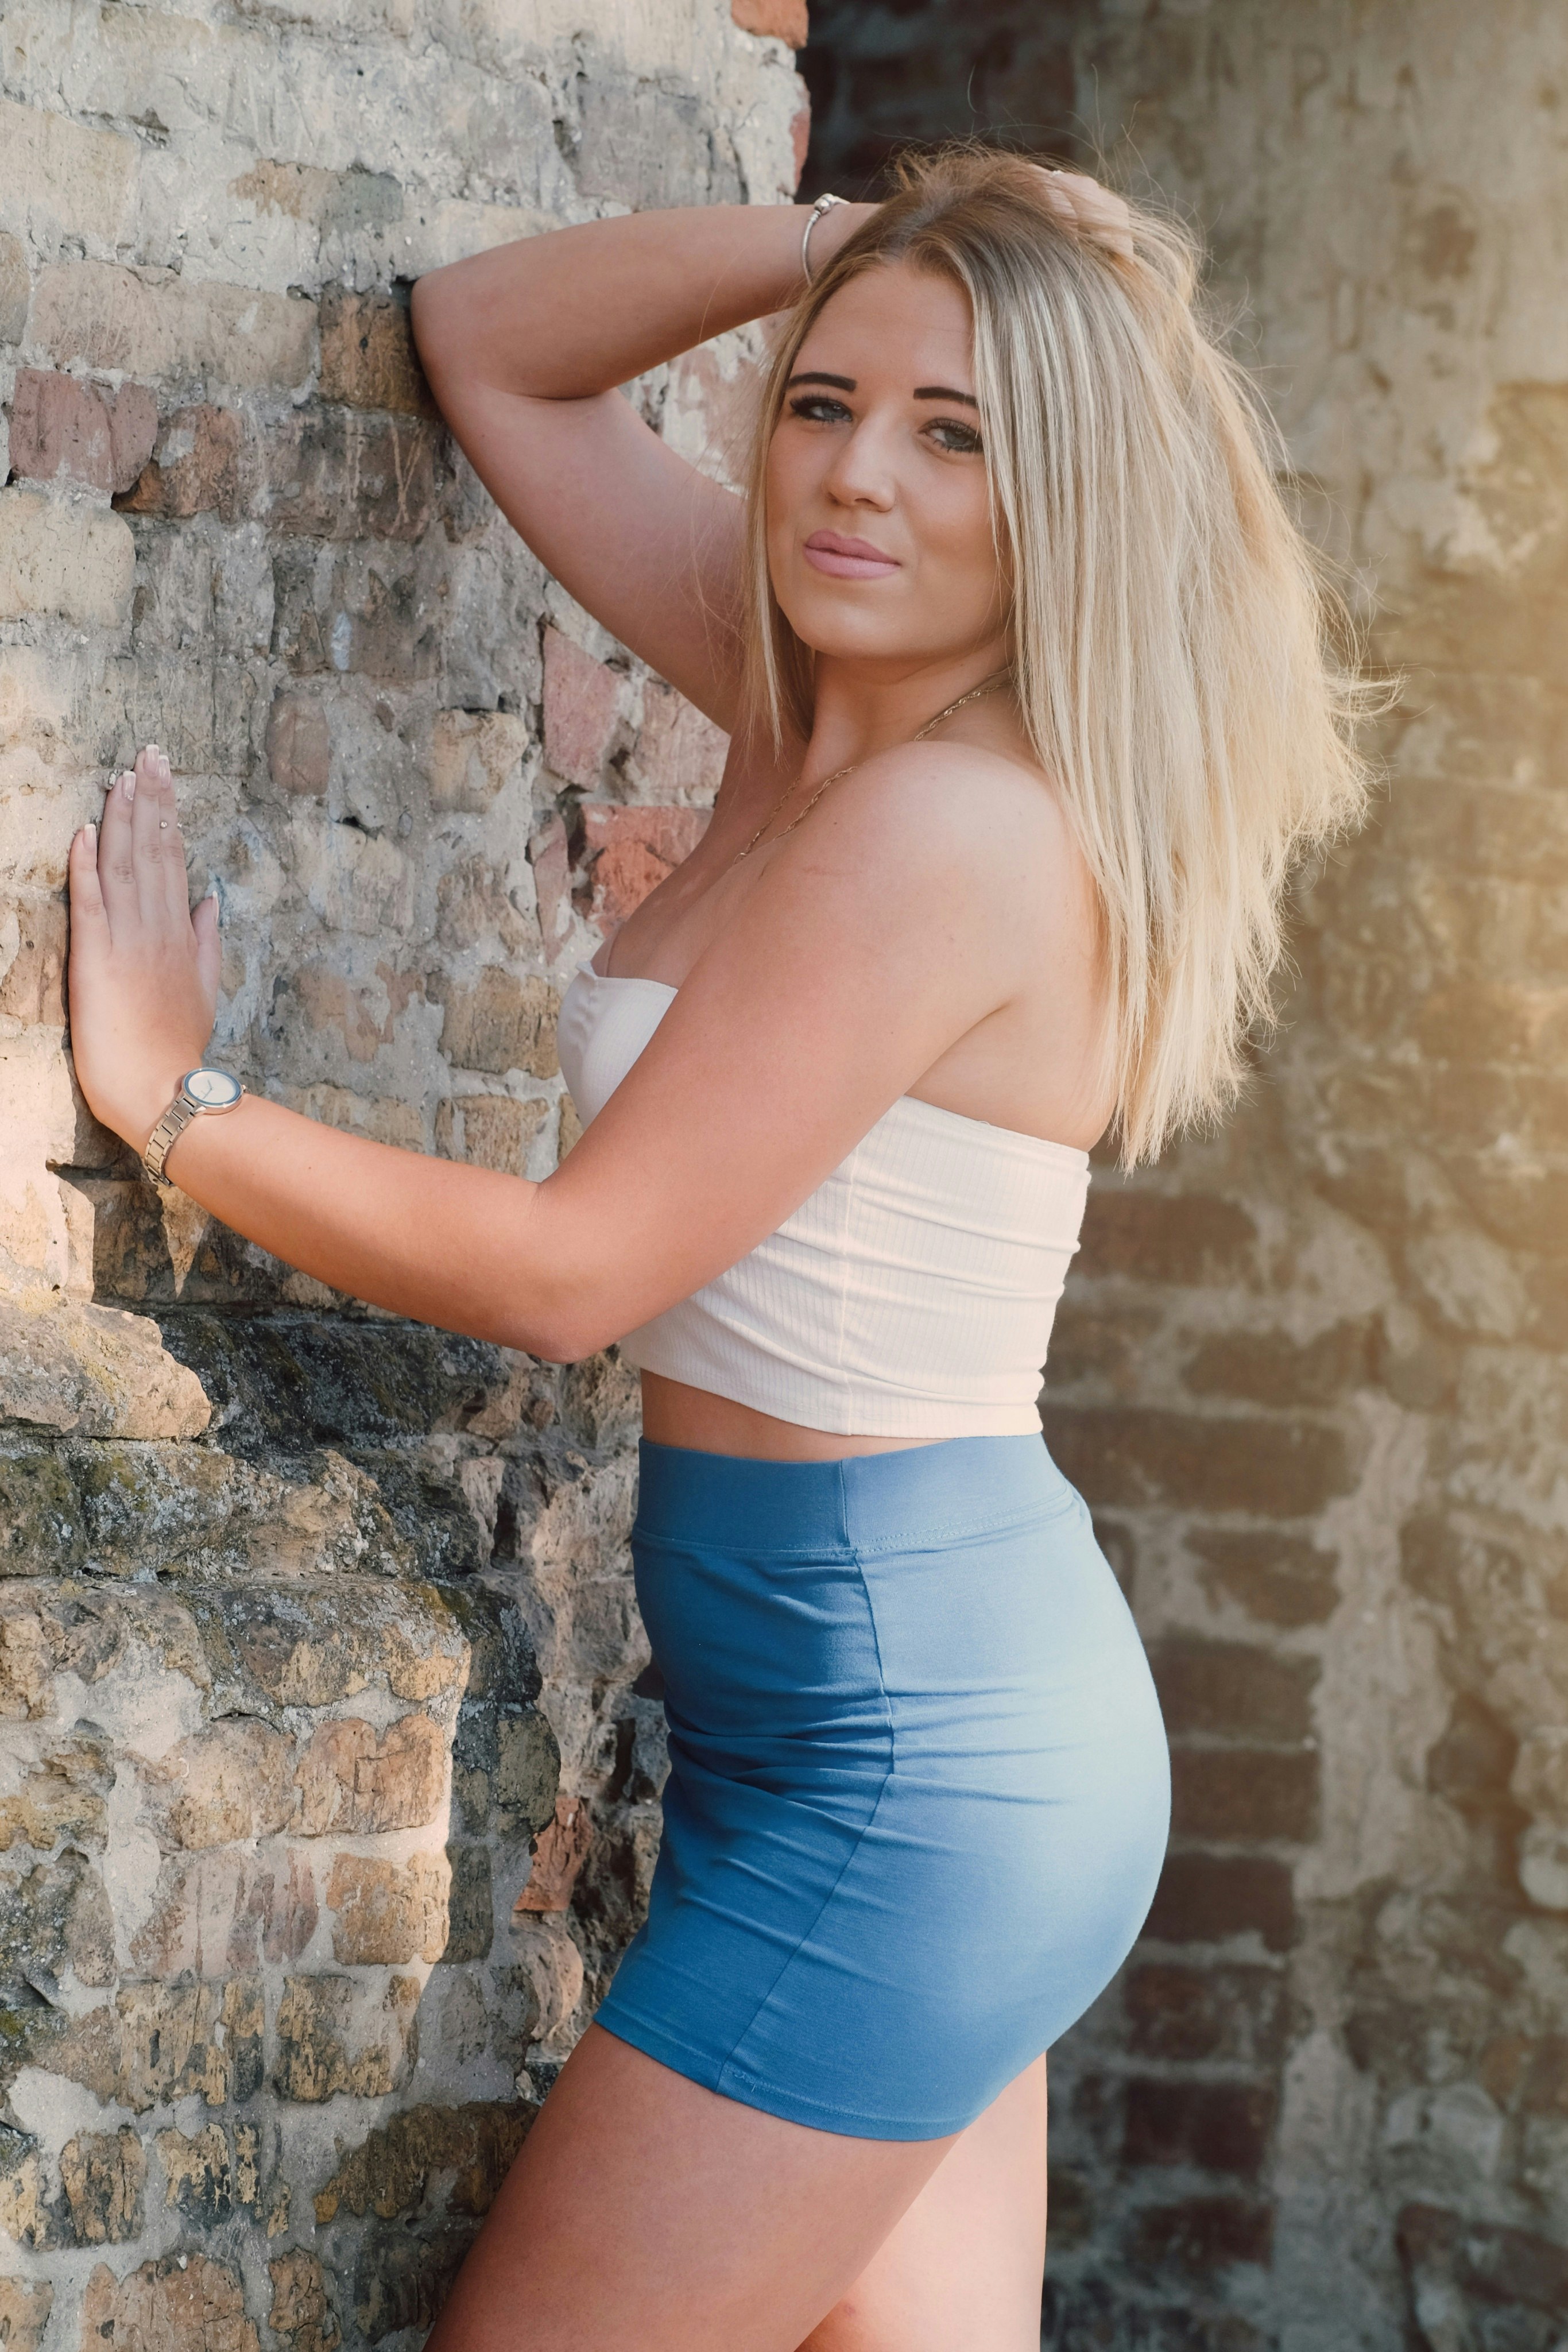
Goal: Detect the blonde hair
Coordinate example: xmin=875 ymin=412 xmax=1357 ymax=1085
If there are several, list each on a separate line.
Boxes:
xmin=743 ymin=148 xmax=1377 ymax=1166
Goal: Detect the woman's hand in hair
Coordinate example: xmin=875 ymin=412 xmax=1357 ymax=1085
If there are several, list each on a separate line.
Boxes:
xmin=1033 ymin=168 xmax=1135 ymax=262
xmin=67 ymin=746 xmax=220 ymax=1154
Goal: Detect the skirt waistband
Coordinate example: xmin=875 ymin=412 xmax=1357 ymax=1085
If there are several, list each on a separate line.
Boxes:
xmin=634 ymin=1433 xmax=1078 ymax=1557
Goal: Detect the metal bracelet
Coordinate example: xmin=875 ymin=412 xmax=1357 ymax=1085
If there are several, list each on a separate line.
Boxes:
xmin=801 ymin=192 xmax=846 ymax=287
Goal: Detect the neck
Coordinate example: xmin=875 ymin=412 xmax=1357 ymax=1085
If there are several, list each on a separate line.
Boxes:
xmin=800 ymin=643 xmax=1013 ymax=780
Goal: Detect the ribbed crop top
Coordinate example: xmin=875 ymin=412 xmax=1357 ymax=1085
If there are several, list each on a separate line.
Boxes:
xmin=555 ymin=964 xmax=1091 ymax=1438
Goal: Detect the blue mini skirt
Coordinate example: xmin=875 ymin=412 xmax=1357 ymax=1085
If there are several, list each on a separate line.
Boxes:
xmin=594 ymin=1433 xmax=1170 ymax=2141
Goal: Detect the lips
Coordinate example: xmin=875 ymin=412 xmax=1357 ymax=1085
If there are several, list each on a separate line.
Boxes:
xmin=802 ymin=530 xmax=900 ymax=581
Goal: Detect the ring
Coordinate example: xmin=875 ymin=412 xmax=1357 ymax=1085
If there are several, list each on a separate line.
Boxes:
xmin=158 ymin=820 xmax=169 ymax=829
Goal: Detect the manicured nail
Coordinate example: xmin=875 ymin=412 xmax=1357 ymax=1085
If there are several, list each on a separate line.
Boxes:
xmin=85 ymin=822 xmax=97 ymax=849
xmin=157 ymin=755 xmax=171 ymax=779
xmin=122 ymin=770 xmax=135 ymax=802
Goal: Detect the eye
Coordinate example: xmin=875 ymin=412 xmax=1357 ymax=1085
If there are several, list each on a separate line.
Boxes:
xmin=788 ymin=393 xmax=853 ymax=424
xmin=924 ymin=417 xmax=984 ymax=457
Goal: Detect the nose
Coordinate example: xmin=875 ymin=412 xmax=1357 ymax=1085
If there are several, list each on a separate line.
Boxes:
xmin=819 ymin=415 xmax=896 ymax=513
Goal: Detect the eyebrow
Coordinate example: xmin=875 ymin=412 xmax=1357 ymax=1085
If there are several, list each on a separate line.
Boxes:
xmin=784 ymin=370 xmax=981 ymax=411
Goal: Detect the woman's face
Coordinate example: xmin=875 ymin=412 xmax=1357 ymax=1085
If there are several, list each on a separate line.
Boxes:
xmin=765 ymin=260 xmax=1007 ymax=674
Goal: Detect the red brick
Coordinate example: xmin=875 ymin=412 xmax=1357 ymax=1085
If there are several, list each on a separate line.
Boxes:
xmin=1188 ymin=1528 xmax=1339 ymax=1627
xmin=515 ymin=1792 xmax=593 ymax=1913
xmin=581 ymin=801 xmax=711 ymax=931
xmin=1129 ymin=2196 xmax=1274 ymax=2274
xmin=1040 ymin=1405 xmax=1354 ymax=1517
xmin=543 ymin=628 xmax=622 ymax=788
xmin=790 ymin=103 xmax=811 ymax=190
xmin=1075 ymin=1192 xmax=1260 ymax=1286
xmin=9 ymin=368 xmax=155 ymax=496
xmin=1170 ymin=1748 xmax=1319 ymax=1844
xmin=629 ymin=679 xmax=730 ymax=803
xmin=1124 ymin=1964 xmax=1288 ymax=2067
xmin=1396 ymin=2201 xmax=1568 ymax=2312
xmin=1123 ymin=2079 xmax=1276 ymax=2176
xmin=117 ymin=403 xmax=245 ymax=522
xmin=1144 ymin=1853 xmax=1296 ymax=1953
xmin=1152 ymin=1638 xmax=1318 ymax=1743
xmin=731 ymin=0 xmax=808 ymax=42
xmin=1182 ymin=1321 xmax=1371 ymax=1408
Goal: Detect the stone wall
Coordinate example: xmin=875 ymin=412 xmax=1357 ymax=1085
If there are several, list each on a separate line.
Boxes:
xmin=801 ymin=1 xmax=1568 ymax=2343
xmin=0 ymin=5 xmax=803 ymax=2345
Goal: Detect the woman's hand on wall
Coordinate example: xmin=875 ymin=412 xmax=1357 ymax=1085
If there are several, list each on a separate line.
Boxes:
xmin=67 ymin=744 xmax=220 ymax=1155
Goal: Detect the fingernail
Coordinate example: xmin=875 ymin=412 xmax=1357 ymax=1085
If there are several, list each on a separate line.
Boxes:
xmin=85 ymin=822 xmax=97 ymax=848
xmin=122 ymin=771 xmax=136 ymax=802
xmin=157 ymin=755 xmax=171 ymax=780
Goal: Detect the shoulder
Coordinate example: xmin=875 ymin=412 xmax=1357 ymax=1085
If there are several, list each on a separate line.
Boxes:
xmin=775 ymin=738 xmax=1084 ymax=926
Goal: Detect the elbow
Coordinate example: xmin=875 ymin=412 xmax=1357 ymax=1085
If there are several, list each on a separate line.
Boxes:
xmin=499 ymin=1287 xmax=624 ymax=1370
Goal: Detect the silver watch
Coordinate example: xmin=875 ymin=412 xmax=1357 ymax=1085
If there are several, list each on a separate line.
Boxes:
xmin=143 ymin=1066 xmax=245 ymax=1184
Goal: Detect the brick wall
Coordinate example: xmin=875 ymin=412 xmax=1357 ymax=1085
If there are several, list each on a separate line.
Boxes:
xmin=0 ymin=5 xmax=802 ymax=2345
xmin=800 ymin=2 xmax=1568 ymax=2342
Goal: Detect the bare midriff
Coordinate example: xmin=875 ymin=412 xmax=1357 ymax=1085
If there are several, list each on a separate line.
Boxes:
xmin=638 ymin=1370 xmax=942 ymax=1461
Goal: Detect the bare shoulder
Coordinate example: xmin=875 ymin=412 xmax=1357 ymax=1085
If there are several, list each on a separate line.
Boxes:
xmin=784 ymin=737 xmax=1087 ymax=925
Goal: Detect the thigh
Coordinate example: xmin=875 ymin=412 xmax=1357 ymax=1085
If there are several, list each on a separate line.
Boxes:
xmin=802 ymin=2057 xmax=1049 ymax=2352
xmin=423 ymin=2025 xmax=956 ymax=2352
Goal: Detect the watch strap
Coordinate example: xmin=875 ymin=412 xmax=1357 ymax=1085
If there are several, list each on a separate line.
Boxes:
xmin=143 ymin=1092 xmax=198 ymax=1185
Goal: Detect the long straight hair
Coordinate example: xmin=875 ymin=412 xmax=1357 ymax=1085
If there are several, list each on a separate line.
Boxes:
xmin=742 ymin=149 xmax=1377 ymax=1166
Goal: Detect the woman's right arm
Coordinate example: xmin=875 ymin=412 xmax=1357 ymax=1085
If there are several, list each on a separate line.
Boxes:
xmin=410 ymin=203 xmax=872 ymax=732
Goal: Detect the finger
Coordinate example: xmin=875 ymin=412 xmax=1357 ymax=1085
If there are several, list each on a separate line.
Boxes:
xmin=98 ymin=768 xmax=139 ymax=918
xmin=148 ymin=753 xmax=191 ymax=924
xmin=68 ymin=821 xmax=108 ymax=931
xmin=130 ymin=743 xmax=175 ymax=927
xmin=192 ymin=891 xmax=222 ymax=1003
xmin=1036 ymin=168 xmax=1135 ymax=261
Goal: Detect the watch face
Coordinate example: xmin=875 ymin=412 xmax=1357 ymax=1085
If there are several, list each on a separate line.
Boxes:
xmin=182 ymin=1067 xmax=243 ymax=1111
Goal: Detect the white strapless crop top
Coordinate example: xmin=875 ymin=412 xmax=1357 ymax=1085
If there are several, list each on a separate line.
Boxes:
xmin=556 ymin=964 xmax=1091 ymax=1437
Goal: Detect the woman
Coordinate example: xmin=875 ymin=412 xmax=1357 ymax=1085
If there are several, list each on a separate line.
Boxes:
xmin=67 ymin=152 xmax=1368 ymax=2350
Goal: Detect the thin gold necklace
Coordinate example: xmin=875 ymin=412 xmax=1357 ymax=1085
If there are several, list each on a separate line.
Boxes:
xmin=728 ymin=669 xmax=1014 ymax=870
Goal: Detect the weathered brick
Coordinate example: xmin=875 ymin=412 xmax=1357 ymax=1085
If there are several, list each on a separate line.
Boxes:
xmin=319 ymin=285 xmax=438 ymax=418
xmin=1170 ymin=1748 xmax=1319 ymax=1844
xmin=435 ymin=969 xmax=560 ymax=1078
xmin=156 ymin=2123 xmax=232 ymax=2227
xmin=9 ymin=370 xmax=157 ymax=497
xmin=79 ymin=2254 xmax=260 ymax=2352
xmin=1152 ymin=1638 xmax=1318 ymax=1744
xmin=628 ymin=679 xmax=730 ymax=803
xmin=0 ymin=488 xmax=134 ymax=628
xmin=435 ymin=1093 xmax=548 ymax=1174
xmin=265 ymin=408 xmax=440 ymax=541
xmin=272 ymin=1972 xmax=420 ymax=2102
xmin=1124 ymin=1964 xmax=1290 ymax=2067
xmin=150 ymin=1717 xmax=296 ymax=1849
xmin=0 ymin=2281 xmax=51 ymax=2352
xmin=1129 ymin=2196 xmax=1274 ymax=2275
xmin=430 ymin=708 xmax=531 ymax=813
xmin=0 ymin=231 xmax=29 ymax=346
xmin=1075 ymin=1193 xmax=1260 ymax=1287
xmin=1396 ymin=2200 xmax=1568 ymax=2313
xmin=0 ymin=98 xmax=138 ymax=253
xmin=731 ymin=0 xmax=809 ymax=40
xmin=1187 ymin=1527 xmax=1340 ymax=1627
xmin=0 ymin=894 xmax=67 ymax=1027
xmin=268 ymin=2252 xmax=340 ymax=2352
xmin=57 ymin=2127 xmax=145 ymax=2246
xmin=516 ymin=1791 xmax=593 ymax=1913
xmin=1041 ymin=1406 xmax=1354 ymax=1517
xmin=295 ymin=1712 xmax=444 ymax=1836
xmin=1181 ymin=1321 xmax=1371 ymax=1409
xmin=443 ymin=1840 xmax=494 ymax=1963
xmin=312 ymin=2100 xmax=530 ymax=2229
xmin=582 ymin=802 xmax=711 ymax=931
xmin=326 ymin=1850 xmax=450 ymax=1966
xmin=543 ymin=627 xmax=622 ymax=787
xmin=265 ymin=691 xmax=332 ymax=797
xmin=1144 ymin=1853 xmax=1297 ymax=1953
xmin=31 ymin=260 xmax=313 ymax=390
xmin=1123 ymin=2080 xmax=1277 ymax=2176
xmin=117 ymin=403 xmax=246 ymax=522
